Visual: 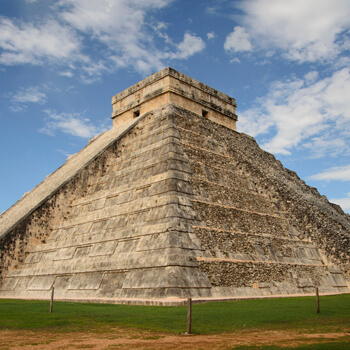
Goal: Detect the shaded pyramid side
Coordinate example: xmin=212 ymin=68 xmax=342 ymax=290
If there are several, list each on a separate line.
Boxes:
xmin=171 ymin=104 xmax=349 ymax=297
xmin=0 ymin=104 xmax=212 ymax=300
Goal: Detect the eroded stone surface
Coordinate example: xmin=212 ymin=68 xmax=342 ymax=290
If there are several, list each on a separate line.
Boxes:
xmin=173 ymin=105 xmax=349 ymax=296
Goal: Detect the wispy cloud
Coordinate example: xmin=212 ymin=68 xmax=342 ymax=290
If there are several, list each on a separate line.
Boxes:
xmin=9 ymin=105 xmax=27 ymax=113
xmin=7 ymin=85 xmax=48 ymax=112
xmin=0 ymin=18 xmax=84 ymax=66
xmin=0 ymin=0 xmax=207 ymax=77
xmin=56 ymin=0 xmax=204 ymax=74
xmin=59 ymin=71 xmax=74 ymax=78
xmin=11 ymin=86 xmax=47 ymax=104
xmin=308 ymin=165 xmax=350 ymax=181
xmin=39 ymin=110 xmax=108 ymax=138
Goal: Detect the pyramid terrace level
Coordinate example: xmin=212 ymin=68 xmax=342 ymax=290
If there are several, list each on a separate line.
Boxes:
xmin=111 ymin=67 xmax=238 ymax=130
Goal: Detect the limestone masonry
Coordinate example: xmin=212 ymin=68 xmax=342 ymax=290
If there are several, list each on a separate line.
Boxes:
xmin=0 ymin=67 xmax=349 ymax=304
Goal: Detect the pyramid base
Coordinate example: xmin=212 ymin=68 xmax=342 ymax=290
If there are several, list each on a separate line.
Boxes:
xmin=1 ymin=291 xmax=349 ymax=306
xmin=1 ymin=281 xmax=348 ymax=306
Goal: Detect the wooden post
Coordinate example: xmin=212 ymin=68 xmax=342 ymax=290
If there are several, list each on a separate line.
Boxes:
xmin=187 ymin=298 xmax=192 ymax=334
xmin=50 ymin=287 xmax=55 ymax=313
xmin=316 ymin=287 xmax=320 ymax=313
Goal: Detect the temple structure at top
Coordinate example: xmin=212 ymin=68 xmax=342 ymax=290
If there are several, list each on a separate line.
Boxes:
xmin=111 ymin=67 xmax=238 ymax=130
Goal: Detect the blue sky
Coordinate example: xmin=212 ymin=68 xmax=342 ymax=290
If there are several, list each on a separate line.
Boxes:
xmin=0 ymin=0 xmax=349 ymax=214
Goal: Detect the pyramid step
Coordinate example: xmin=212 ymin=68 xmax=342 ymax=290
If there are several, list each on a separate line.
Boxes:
xmin=9 ymin=249 xmax=202 ymax=277
xmin=178 ymin=127 xmax=228 ymax=155
xmin=29 ymin=230 xmax=204 ymax=259
xmin=188 ymin=160 xmax=251 ymax=190
xmin=193 ymin=226 xmax=323 ymax=265
xmin=197 ymin=258 xmax=328 ymax=288
xmin=93 ymin=151 xmax=191 ymax=191
xmin=55 ymin=193 xmax=197 ymax=229
xmin=180 ymin=142 xmax=238 ymax=172
xmin=118 ymin=124 xmax=180 ymax=153
xmin=73 ymin=170 xmax=193 ymax=208
xmin=70 ymin=176 xmax=193 ymax=219
xmin=193 ymin=226 xmax=309 ymax=243
xmin=191 ymin=178 xmax=277 ymax=215
xmin=197 ymin=257 xmax=324 ymax=267
xmin=100 ymin=137 xmax=186 ymax=174
xmin=191 ymin=200 xmax=290 ymax=237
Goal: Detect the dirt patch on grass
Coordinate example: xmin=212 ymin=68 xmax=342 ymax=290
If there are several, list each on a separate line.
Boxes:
xmin=1 ymin=328 xmax=349 ymax=350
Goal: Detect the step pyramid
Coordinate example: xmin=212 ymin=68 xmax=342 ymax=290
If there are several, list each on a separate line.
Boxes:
xmin=0 ymin=68 xmax=349 ymax=303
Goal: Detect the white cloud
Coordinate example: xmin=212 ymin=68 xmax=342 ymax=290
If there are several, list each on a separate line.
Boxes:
xmin=80 ymin=61 xmax=110 ymax=84
xmin=57 ymin=0 xmax=171 ymax=37
xmin=57 ymin=149 xmax=74 ymax=158
xmin=0 ymin=18 xmax=83 ymax=66
xmin=9 ymin=105 xmax=27 ymax=113
xmin=7 ymin=85 xmax=48 ymax=112
xmin=239 ymin=68 xmax=350 ymax=156
xmin=335 ymin=56 xmax=350 ymax=69
xmin=230 ymin=57 xmax=241 ymax=64
xmin=57 ymin=0 xmax=205 ymax=74
xmin=309 ymin=165 xmax=350 ymax=181
xmin=304 ymin=71 xmax=319 ymax=85
xmin=0 ymin=0 xmax=206 ymax=76
xmin=224 ymin=26 xmax=252 ymax=53
xmin=56 ymin=0 xmax=175 ymax=74
xmin=39 ymin=110 xmax=108 ymax=138
xmin=230 ymin=0 xmax=350 ymax=63
xmin=59 ymin=71 xmax=74 ymax=78
xmin=303 ymin=136 xmax=346 ymax=159
xmin=11 ymin=86 xmax=47 ymax=104
xmin=173 ymin=33 xmax=206 ymax=59
xmin=207 ymin=31 xmax=216 ymax=40
xmin=330 ymin=192 xmax=350 ymax=212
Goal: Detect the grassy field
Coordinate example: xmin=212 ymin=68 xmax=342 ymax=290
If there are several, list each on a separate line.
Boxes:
xmin=0 ymin=294 xmax=349 ymax=349
xmin=0 ymin=294 xmax=349 ymax=334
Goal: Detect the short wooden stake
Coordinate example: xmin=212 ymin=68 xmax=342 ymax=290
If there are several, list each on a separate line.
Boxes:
xmin=187 ymin=298 xmax=192 ymax=334
xmin=316 ymin=287 xmax=320 ymax=314
xmin=50 ymin=287 xmax=55 ymax=313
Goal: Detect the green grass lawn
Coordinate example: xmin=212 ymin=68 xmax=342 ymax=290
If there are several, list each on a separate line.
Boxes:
xmin=0 ymin=294 xmax=349 ymax=335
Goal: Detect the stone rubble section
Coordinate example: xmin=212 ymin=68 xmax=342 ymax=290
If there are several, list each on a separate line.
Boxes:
xmin=173 ymin=104 xmax=349 ymax=297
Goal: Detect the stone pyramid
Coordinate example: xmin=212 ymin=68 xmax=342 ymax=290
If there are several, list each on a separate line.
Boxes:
xmin=0 ymin=68 xmax=349 ymax=304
